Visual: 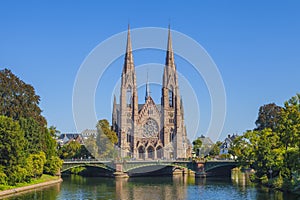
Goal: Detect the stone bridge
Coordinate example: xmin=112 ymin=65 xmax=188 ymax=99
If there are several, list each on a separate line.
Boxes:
xmin=62 ymin=159 xmax=238 ymax=178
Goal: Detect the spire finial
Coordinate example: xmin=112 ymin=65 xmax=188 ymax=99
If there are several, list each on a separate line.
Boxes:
xmin=166 ymin=25 xmax=175 ymax=68
xmin=145 ymin=69 xmax=150 ymax=102
xmin=123 ymin=24 xmax=134 ymax=73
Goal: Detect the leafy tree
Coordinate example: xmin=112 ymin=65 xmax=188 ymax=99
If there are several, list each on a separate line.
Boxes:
xmin=19 ymin=117 xmax=44 ymax=154
xmin=59 ymin=141 xmax=81 ymax=159
xmin=0 ymin=69 xmax=46 ymax=126
xmin=44 ymin=156 xmax=63 ymax=176
xmin=0 ymin=116 xmax=25 ymax=168
xmin=96 ymin=119 xmax=118 ymax=159
xmin=276 ymin=95 xmax=300 ymax=179
xmin=192 ymin=138 xmax=202 ymax=157
xmin=84 ymin=136 xmax=98 ymax=158
xmin=255 ymin=103 xmax=282 ymax=131
xmin=209 ymin=141 xmax=222 ymax=157
xmin=232 ymin=94 xmax=300 ymax=190
xmin=26 ymin=152 xmax=46 ymax=178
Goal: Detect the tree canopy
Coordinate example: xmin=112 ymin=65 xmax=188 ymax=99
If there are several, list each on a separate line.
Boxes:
xmin=0 ymin=69 xmax=46 ymax=126
xmin=0 ymin=69 xmax=62 ymax=186
xmin=255 ymin=103 xmax=282 ymax=131
xmin=230 ymin=94 xmax=300 ymax=191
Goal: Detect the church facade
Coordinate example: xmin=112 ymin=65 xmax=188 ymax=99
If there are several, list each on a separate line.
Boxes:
xmin=112 ymin=27 xmax=191 ymax=160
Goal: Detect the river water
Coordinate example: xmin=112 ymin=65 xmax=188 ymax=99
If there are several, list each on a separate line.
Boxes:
xmin=3 ymin=172 xmax=300 ymax=200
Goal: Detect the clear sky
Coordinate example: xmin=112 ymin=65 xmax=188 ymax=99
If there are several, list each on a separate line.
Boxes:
xmin=1 ymin=1 xmax=299 ymax=142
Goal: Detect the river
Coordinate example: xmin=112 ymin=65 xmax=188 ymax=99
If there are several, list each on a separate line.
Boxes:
xmin=2 ymin=172 xmax=300 ymax=200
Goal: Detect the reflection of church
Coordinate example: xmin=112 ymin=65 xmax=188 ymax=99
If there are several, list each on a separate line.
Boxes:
xmin=112 ymin=26 xmax=191 ymax=159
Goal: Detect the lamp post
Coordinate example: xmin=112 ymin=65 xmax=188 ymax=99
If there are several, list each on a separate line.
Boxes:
xmin=269 ymin=168 xmax=273 ymax=180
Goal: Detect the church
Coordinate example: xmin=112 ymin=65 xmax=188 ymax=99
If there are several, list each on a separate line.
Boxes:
xmin=112 ymin=26 xmax=191 ymax=160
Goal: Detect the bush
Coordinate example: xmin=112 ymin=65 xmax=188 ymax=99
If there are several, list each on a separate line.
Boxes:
xmin=44 ymin=156 xmax=63 ymax=176
xmin=269 ymin=175 xmax=283 ymax=189
xmin=260 ymin=174 xmax=269 ymax=185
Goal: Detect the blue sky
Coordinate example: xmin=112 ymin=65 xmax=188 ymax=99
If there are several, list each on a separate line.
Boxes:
xmin=1 ymin=1 xmax=300 ymax=141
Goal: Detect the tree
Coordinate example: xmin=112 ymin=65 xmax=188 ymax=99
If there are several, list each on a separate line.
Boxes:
xmin=59 ymin=141 xmax=81 ymax=159
xmin=192 ymin=138 xmax=202 ymax=157
xmin=0 ymin=116 xmax=25 ymax=168
xmin=0 ymin=69 xmax=46 ymax=126
xmin=26 ymin=152 xmax=46 ymax=178
xmin=44 ymin=156 xmax=63 ymax=176
xmin=255 ymin=103 xmax=283 ymax=131
xmin=209 ymin=141 xmax=222 ymax=157
xmin=276 ymin=95 xmax=300 ymax=179
xmin=96 ymin=119 xmax=118 ymax=159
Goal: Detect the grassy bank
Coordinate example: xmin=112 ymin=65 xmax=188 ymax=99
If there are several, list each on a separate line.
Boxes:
xmin=0 ymin=174 xmax=60 ymax=191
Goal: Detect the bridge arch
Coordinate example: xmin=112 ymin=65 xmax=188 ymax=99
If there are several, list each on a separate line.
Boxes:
xmin=61 ymin=162 xmax=115 ymax=173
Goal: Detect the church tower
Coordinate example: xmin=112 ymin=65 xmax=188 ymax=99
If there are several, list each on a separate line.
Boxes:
xmin=161 ymin=26 xmax=185 ymax=159
xmin=119 ymin=25 xmax=138 ymax=157
xmin=113 ymin=26 xmax=191 ymax=160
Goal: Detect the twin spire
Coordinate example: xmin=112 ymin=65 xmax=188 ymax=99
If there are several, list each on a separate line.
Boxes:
xmin=123 ymin=25 xmax=175 ymax=101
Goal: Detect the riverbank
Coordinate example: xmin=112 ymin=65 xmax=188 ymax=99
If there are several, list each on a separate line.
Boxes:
xmin=0 ymin=175 xmax=62 ymax=198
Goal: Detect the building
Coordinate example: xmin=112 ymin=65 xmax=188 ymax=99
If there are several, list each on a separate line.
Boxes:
xmin=57 ymin=133 xmax=83 ymax=146
xmin=81 ymin=129 xmax=97 ymax=139
xmin=220 ymin=134 xmax=237 ymax=155
xmin=112 ymin=26 xmax=191 ymax=160
xmin=197 ymin=135 xmax=214 ymax=157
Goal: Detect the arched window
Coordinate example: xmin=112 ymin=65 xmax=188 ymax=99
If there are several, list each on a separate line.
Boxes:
xmin=168 ymin=89 xmax=173 ymax=107
xmin=138 ymin=146 xmax=145 ymax=160
xmin=156 ymin=146 xmax=163 ymax=159
xmin=147 ymin=146 xmax=155 ymax=160
xmin=126 ymin=86 xmax=132 ymax=108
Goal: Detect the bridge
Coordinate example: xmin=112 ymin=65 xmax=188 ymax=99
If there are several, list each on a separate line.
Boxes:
xmin=62 ymin=159 xmax=238 ymax=178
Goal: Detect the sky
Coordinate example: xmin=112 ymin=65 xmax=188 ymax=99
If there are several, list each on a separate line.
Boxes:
xmin=0 ymin=1 xmax=300 ymax=142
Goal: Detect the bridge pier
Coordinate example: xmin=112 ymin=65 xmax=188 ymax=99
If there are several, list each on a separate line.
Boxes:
xmin=114 ymin=162 xmax=129 ymax=178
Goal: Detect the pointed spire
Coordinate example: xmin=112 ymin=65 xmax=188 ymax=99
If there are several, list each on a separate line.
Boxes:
xmin=123 ymin=24 xmax=134 ymax=73
xmin=166 ymin=25 xmax=175 ymax=68
xmin=145 ymin=71 xmax=150 ymax=102
xmin=180 ymin=97 xmax=184 ymax=116
xmin=113 ymin=95 xmax=117 ymax=107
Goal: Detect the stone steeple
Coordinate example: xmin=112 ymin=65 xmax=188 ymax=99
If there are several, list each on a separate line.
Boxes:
xmin=165 ymin=25 xmax=175 ymax=69
xmin=145 ymin=72 xmax=150 ymax=102
xmin=112 ymin=95 xmax=117 ymax=132
xmin=119 ymin=25 xmax=138 ymax=158
xmin=123 ymin=24 xmax=134 ymax=74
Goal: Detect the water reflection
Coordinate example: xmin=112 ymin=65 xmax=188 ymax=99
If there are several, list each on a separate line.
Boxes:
xmin=2 ymin=183 xmax=61 ymax=200
xmin=3 ymin=173 xmax=300 ymax=200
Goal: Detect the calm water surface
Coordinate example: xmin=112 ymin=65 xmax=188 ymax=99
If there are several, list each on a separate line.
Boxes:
xmin=3 ymin=172 xmax=300 ymax=200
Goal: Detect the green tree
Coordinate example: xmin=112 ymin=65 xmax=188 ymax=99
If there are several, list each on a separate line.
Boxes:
xmin=276 ymin=95 xmax=300 ymax=179
xmin=59 ymin=140 xmax=81 ymax=159
xmin=209 ymin=141 xmax=222 ymax=157
xmin=0 ymin=116 xmax=25 ymax=168
xmin=255 ymin=103 xmax=282 ymax=131
xmin=26 ymin=152 xmax=46 ymax=178
xmin=0 ymin=69 xmax=46 ymax=126
xmin=192 ymin=138 xmax=202 ymax=157
xmin=96 ymin=119 xmax=118 ymax=159
xmin=44 ymin=156 xmax=63 ymax=176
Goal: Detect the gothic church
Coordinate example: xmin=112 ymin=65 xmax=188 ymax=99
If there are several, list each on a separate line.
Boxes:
xmin=112 ymin=27 xmax=191 ymax=160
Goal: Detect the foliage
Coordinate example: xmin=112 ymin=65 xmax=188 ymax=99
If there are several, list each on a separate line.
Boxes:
xmin=70 ymin=166 xmax=86 ymax=174
xmin=59 ymin=141 xmax=81 ymax=159
xmin=0 ymin=69 xmax=62 ymax=187
xmin=209 ymin=141 xmax=222 ymax=157
xmin=255 ymin=103 xmax=283 ymax=131
xmin=26 ymin=152 xmax=46 ymax=178
xmin=44 ymin=156 xmax=63 ymax=176
xmin=231 ymin=94 xmax=300 ymax=192
xmin=0 ymin=68 xmax=46 ymax=126
xmin=0 ymin=116 xmax=25 ymax=168
xmin=96 ymin=119 xmax=118 ymax=159
xmin=192 ymin=138 xmax=202 ymax=156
